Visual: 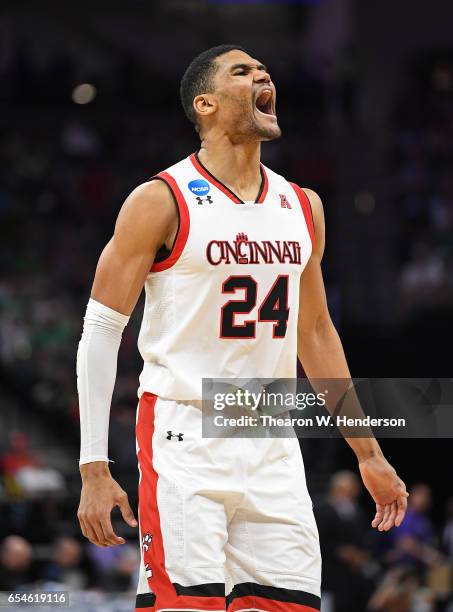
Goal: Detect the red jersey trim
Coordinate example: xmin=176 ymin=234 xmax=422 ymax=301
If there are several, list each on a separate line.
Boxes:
xmin=189 ymin=152 xmax=269 ymax=205
xmin=289 ymin=183 xmax=315 ymax=249
xmin=150 ymin=172 xmax=190 ymax=272
xmin=256 ymin=165 xmax=269 ymax=203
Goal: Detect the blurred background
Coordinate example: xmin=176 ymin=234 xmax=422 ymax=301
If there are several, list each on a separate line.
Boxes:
xmin=1 ymin=0 xmax=453 ymax=610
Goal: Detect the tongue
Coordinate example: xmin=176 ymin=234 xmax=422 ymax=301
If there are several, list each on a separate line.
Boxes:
xmin=256 ymin=90 xmax=272 ymax=109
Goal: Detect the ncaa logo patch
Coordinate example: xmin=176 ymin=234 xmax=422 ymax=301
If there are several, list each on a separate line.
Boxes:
xmin=188 ymin=179 xmax=210 ymax=196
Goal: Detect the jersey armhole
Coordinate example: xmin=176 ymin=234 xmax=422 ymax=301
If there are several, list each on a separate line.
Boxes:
xmin=149 ymin=172 xmax=190 ymax=273
xmin=289 ymin=182 xmax=315 ymax=249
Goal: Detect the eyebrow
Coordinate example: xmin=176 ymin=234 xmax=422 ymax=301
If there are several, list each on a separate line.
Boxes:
xmin=230 ymin=63 xmax=268 ymax=73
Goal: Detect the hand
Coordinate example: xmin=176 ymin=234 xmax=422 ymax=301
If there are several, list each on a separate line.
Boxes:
xmin=358 ymin=453 xmax=408 ymax=531
xmin=78 ymin=462 xmax=138 ymax=547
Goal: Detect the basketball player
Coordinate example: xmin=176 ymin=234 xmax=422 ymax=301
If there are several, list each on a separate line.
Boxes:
xmin=77 ymin=46 xmax=408 ymax=612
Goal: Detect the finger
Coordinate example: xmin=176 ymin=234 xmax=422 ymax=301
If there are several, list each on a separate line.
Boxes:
xmin=395 ymin=495 xmax=408 ymax=527
xmin=383 ymin=501 xmax=397 ymax=531
xmin=77 ymin=512 xmax=87 ymax=538
xmin=100 ymin=516 xmax=125 ymax=546
xmin=89 ymin=516 xmax=109 ymax=547
xmin=78 ymin=514 xmax=92 ymax=541
xmin=79 ymin=517 xmax=99 ymax=546
xmin=378 ymin=504 xmax=391 ymax=531
xmin=372 ymin=504 xmax=384 ymax=528
xmin=118 ymin=493 xmax=138 ymax=528
xmin=78 ymin=516 xmax=88 ymax=539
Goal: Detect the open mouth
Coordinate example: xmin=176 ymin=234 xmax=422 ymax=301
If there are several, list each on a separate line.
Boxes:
xmin=255 ymin=88 xmax=275 ymax=117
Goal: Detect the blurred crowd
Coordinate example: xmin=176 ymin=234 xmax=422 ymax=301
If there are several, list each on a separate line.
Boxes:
xmin=318 ymin=476 xmax=453 ymax=612
xmin=394 ymin=52 xmax=453 ymax=317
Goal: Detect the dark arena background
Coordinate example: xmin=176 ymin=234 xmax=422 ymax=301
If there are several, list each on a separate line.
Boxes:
xmin=1 ymin=1 xmax=453 ymax=611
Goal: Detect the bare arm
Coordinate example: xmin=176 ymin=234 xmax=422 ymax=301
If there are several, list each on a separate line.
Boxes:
xmin=91 ymin=179 xmax=178 ymax=314
xmin=78 ymin=179 xmax=178 ymax=547
xmin=297 ymin=189 xmax=408 ymax=531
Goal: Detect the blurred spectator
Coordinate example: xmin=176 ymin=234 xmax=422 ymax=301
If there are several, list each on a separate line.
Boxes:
xmin=14 ymin=461 xmax=66 ymax=499
xmin=87 ymin=542 xmax=124 ymax=575
xmin=399 ymin=243 xmax=448 ymax=314
xmin=316 ymin=471 xmax=377 ymax=612
xmin=1 ymin=432 xmax=65 ymax=499
xmin=385 ymin=484 xmax=443 ymax=571
xmin=1 ymin=432 xmax=36 ymax=477
xmin=100 ymin=545 xmax=140 ymax=592
xmin=0 ymin=535 xmax=34 ymax=590
xmin=41 ymin=536 xmax=95 ymax=590
xmin=367 ymin=566 xmax=425 ymax=612
xmin=441 ymin=496 xmax=453 ymax=561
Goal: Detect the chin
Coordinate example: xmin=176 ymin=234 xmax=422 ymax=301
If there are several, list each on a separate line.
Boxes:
xmin=255 ymin=123 xmax=282 ymax=142
xmin=252 ymin=112 xmax=282 ymax=140
xmin=232 ymin=115 xmax=282 ymax=143
xmin=262 ymin=126 xmax=282 ymax=141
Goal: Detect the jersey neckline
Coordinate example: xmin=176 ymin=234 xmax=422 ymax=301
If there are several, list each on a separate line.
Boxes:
xmin=189 ymin=151 xmax=269 ymax=205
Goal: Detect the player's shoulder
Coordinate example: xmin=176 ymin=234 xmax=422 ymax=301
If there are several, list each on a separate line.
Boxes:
xmin=120 ymin=154 xmax=194 ymax=223
xmin=116 ymin=178 xmax=176 ymax=237
xmin=123 ymin=179 xmax=174 ymax=212
xmin=127 ymin=155 xmax=192 ymax=204
xmin=300 ymin=188 xmax=324 ymax=217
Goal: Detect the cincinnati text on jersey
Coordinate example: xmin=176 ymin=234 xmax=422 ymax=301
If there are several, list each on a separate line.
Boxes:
xmin=206 ymin=233 xmax=302 ymax=266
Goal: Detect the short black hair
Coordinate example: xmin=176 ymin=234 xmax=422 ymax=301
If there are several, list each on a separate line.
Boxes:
xmin=180 ymin=44 xmax=247 ymax=128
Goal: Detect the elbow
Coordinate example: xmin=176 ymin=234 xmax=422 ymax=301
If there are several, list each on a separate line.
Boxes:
xmin=298 ymin=314 xmax=336 ymax=350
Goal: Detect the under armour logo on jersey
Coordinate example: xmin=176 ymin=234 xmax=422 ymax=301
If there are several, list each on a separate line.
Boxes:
xmin=166 ymin=431 xmax=184 ymax=441
xmin=279 ymin=194 xmax=292 ymax=209
xmin=142 ymin=533 xmax=153 ymax=552
xmin=196 ymin=195 xmax=213 ymax=205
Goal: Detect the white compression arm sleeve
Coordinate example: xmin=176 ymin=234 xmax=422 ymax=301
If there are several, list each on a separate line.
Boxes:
xmin=77 ymin=298 xmax=130 ymax=465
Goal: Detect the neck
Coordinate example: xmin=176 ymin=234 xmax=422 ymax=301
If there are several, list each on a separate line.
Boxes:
xmin=198 ymin=135 xmax=262 ymax=202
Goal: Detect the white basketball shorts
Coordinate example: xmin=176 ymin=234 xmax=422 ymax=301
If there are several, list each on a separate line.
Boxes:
xmin=135 ymin=392 xmax=321 ymax=612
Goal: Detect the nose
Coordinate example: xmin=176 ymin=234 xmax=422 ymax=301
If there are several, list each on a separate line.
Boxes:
xmin=254 ymin=69 xmax=271 ymax=84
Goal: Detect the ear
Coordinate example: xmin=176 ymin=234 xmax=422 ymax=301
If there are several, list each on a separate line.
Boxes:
xmin=193 ymin=93 xmax=217 ymax=121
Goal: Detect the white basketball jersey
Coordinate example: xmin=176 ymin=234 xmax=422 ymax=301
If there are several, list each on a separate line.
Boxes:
xmin=137 ymin=152 xmax=314 ymax=401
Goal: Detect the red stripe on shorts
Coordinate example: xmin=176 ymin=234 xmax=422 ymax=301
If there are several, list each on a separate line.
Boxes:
xmin=137 ymin=392 xmax=176 ymax=606
xmin=136 ymin=596 xmax=225 ymax=611
xmin=137 ymin=392 xmax=226 ymax=611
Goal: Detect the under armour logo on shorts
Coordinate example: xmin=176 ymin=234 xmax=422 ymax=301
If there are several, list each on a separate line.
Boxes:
xmin=166 ymin=431 xmax=184 ymax=441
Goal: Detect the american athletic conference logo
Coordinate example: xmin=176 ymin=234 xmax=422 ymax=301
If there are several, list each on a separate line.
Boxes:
xmin=188 ymin=178 xmax=213 ymax=205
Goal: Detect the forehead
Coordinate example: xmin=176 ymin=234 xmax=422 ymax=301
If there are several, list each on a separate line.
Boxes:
xmin=214 ymin=50 xmax=264 ymax=74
